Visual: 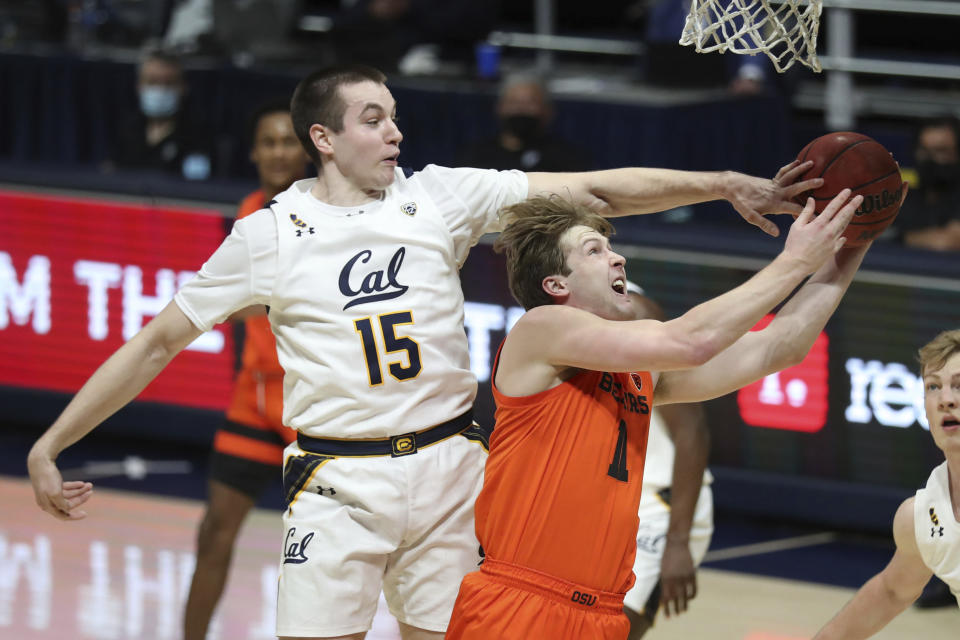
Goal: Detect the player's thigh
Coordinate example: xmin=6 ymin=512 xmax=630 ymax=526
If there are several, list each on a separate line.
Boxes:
xmin=383 ymin=435 xmax=487 ymax=632
xmin=279 ymin=451 xmax=407 ymax=637
xmin=397 ymin=622 xmax=444 ymax=640
xmin=200 ymin=478 xmax=257 ymax=534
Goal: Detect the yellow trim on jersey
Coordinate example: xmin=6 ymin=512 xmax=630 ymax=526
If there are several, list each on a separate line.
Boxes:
xmin=287 ymin=455 xmax=334 ymax=516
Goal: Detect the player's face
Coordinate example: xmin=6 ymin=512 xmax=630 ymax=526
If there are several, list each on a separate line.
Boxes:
xmin=924 ymin=351 xmax=960 ymax=455
xmin=556 ymin=226 xmax=632 ymax=320
xmin=250 ymin=111 xmax=307 ymax=195
xmin=326 ymin=81 xmax=402 ymax=192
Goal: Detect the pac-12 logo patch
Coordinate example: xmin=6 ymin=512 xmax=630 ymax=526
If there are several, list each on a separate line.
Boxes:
xmin=400 ymin=202 xmax=417 ymax=216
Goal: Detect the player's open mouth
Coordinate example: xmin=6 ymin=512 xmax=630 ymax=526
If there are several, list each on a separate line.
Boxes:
xmin=943 ymin=416 xmax=959 ymax=431
xmin=612 ymin=279 xmax=625 ymax=294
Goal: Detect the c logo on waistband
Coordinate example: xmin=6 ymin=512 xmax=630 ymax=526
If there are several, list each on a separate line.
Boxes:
xmin=391 ymin=434 xmax=417 ymax=457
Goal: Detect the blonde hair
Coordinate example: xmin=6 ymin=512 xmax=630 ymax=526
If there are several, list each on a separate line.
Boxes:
xmin=919 ymin=329 xmax=960 ymax=377
xmin=494 ymin=195 xmax=612 ymax=310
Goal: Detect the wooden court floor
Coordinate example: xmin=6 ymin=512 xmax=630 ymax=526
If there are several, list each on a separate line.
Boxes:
xmin=2 ymin=476 xmax=955 ymax=639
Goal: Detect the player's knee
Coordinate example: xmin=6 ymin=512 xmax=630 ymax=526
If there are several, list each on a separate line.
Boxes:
xmin=195 ymin=509 xmax=242 ymax=555
xmin=624 ymin=605 xmax=652 ymax=640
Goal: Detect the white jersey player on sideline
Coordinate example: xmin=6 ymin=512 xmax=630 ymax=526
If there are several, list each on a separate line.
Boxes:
xmin=27 ymin=64 xmax=824 ymax=640
xmin=622 ymin=285 xmax=714 ymax=639
xmin=814 ymin=329 xmax=960 ymax=640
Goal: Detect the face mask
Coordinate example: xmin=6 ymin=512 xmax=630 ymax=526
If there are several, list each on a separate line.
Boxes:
xmin=917 ymin=160 xmax=960 ymax=191
xmin=139 ymin=86 xmax=180 ymax=118
xmin=502 ymin=115 xmax=543 ymax=145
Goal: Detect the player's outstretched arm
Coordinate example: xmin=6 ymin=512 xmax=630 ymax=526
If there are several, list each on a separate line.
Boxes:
xmin=813 ymin=498 xmax=932 ymax=640
xmin=27 ymin=301 xmax=203 ymax=520
xmin=504 ymin=190 xmax=856 ymax=389
xmin=525 ymin=160 xmax=823 ymax=236
xmin=654 ymin=192 xmax=864 ymax=406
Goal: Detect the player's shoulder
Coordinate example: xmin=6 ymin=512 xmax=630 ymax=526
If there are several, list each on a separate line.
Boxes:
xmin=509 ymin=305 xmax=600 ymax=343
xmin=230 ymin=206 xmax=278 ymax=246
xmin=892 ymin=496 xmax=919 ymax=552
xmin=409 ymin=164 xmax=522 ymax=188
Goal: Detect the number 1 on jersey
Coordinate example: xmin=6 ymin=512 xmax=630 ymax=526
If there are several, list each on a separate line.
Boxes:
xmin=354 ymin=311 xmax=423 ymax=386
xmin=607 ymin=420 xmax=629 ymax=482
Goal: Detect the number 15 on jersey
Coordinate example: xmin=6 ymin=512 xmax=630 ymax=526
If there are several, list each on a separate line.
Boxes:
xmin=353 ymin=311 xmax=423 ymax=386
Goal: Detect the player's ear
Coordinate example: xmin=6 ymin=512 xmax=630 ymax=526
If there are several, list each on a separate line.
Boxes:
xmin=309 ymin=123 xmax=333 ymax=157
xmin=542 ymin=275 xmax=568 ymax=301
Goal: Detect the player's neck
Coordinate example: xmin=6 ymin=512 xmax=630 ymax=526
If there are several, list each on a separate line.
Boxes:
xmin=309 ymin=170 xmax=383 ymax=207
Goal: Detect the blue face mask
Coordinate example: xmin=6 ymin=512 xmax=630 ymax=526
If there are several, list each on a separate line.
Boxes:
xmin=139 ymin=86 xmax=180 ymax=118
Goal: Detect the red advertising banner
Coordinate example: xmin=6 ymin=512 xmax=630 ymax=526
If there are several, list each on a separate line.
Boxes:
xmin=0 ymin=190 xmax=234 ymax=410
xmin=737 ymin=314 xmax=829 ymax=433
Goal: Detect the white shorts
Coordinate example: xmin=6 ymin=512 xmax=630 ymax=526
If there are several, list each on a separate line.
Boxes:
xmin=622 ymin=483 xmax=714 ymax=616
xmin=277 ymin=429 xmax=488 ymax=637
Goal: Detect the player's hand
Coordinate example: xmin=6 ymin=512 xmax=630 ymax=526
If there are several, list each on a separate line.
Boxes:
xmin=27 ymin=450 xmax=93 ymax=520
xmin=782 ymin=189 xmax=863 ymax=275
xmin=660 ymin=538 xmax=697 ymax=617
xmin=722 ymin=161 xmax=824 ymax=237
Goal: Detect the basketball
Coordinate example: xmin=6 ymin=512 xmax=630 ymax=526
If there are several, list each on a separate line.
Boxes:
xmin=793 ymin=132 xmax=906 ymax=246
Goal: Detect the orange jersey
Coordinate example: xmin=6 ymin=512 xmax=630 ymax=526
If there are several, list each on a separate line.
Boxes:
xmin=476 ymin=352 xmax=652 ymax=594
xmin=223 ymin=190 xmax=289 ymax=437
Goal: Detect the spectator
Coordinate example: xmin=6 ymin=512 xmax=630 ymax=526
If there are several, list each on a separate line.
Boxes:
xmin=456 ymin=72 xmax=593 ymax=172
xmin=106 ymin=49 xmax=214 ymax=180
xmin=898 ymin=116 xmax=960 ymax=251
xmin=640 ymin=0 xmax=770 ymax=94
xmin=327 ymin=0 xmax=499 ymax=73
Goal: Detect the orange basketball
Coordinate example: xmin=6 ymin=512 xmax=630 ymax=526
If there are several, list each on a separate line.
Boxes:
xmin=793 ymin=132 xmax=905 ymax=246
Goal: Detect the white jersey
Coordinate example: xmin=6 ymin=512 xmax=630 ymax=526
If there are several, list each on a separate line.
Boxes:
xmin=639 ymin=409 xmax=713 ymax=500
xmin=913 ymin=461 xmax=960 ymax=602
xmin=175 ymin=165 xmax=527 ymax=438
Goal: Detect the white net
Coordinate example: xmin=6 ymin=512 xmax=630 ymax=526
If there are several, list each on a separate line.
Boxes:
xmin=679 ymin=0 xmax=823 ymax=73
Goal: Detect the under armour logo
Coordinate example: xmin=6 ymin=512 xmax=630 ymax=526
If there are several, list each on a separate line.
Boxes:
xmin=317 ymin=486 xmax=336 ymax=496
xmin=932 ymin=526 xmax=945 ymax=538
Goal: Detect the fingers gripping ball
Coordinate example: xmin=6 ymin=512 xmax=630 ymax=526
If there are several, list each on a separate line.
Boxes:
xmin=793 ymin=132 xmax=906 ymax=246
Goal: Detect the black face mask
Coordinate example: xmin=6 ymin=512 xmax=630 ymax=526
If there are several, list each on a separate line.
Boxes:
xmin=917 ymin=159 xmax=960 ymax=191
xmin=501 ymin=115 xmax=543 ymax=145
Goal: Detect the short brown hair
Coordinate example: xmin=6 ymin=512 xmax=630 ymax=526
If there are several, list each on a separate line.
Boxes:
xmin=290 ymin=65 xmax=387 ymax=165
xmin=919 ymin=329 xmax=960 ymax=377
xmin=494 ymin=195 xmax=613 ymax=310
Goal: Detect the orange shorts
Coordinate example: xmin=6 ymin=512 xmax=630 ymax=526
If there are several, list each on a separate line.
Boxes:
xmin=447 ymin=558 xmax=629 ymax=640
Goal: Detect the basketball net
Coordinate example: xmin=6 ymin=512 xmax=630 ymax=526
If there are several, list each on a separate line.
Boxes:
xmin=680 ymin=0 xmax=823 ymax=73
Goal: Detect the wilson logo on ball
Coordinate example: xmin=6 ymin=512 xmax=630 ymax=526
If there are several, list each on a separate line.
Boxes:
xmin=854 ymin=183 xmax=904 ymax=217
